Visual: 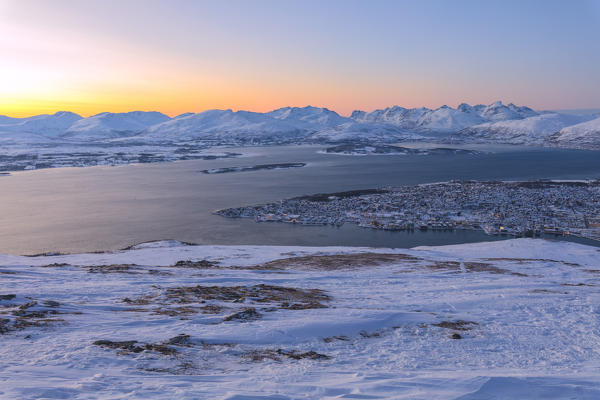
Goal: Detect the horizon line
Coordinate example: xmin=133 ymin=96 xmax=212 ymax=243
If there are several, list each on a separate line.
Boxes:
xmin=3 ymin=103 xmax=600 ymax=120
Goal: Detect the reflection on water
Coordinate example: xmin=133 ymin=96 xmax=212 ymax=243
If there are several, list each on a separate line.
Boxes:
xmin=0 ymin=144 xmax=599 ymax=255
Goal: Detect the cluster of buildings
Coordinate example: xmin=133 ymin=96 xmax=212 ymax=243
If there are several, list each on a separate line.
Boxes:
xmin=217 ymin=180 xmax=600 ymax=241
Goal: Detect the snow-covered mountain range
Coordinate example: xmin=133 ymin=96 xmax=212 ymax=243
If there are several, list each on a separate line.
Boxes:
xmin=454 ymin=113 xmax=596 ymax=145
xmin=548 ymin=117 xmax=600 ymax=149
xmin=0 ymin=102 xmax=598 ymax=148
xmin=63 ymin=111 xmax=170 ymax=140
xmin=0 ymin=111 xmax=82 ymax=140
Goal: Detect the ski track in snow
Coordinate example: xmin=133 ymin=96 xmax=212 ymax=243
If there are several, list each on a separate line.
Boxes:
xmin=1 ymin=238 xmax=599 ymax=399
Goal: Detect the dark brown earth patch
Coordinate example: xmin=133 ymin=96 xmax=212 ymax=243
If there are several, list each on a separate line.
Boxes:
xmin=243 ymin=348 xmax=330 ymax=362
xmin=483 ymin=258 xmax=580 ymax=267
xmin=530 ymin=289 xmax=568 ymax=294
xmin=87 ymin=264 xmax=139 ymax=274
xmin=172 ymin=260 xmax=219 ymax=269
xmin=120 ymin=284 xmax=330 ymax=321
xmin=423 ymin=261 xmax=527 ymax=276
xmin=359 ymin=330 xmax=382 ymax=338
xmin=122 ymin=297 xmax=151 ymax=306
xmin=223 ymin=307 xmax=261 ymax=322
xmin=323 ymin=335 xmax=350 ymax=343
xmin=433 ymin=320 xmax=479 ymax=331
xmin=1 ymin=300 xmax=66 ymax=334
xmin=93 ymin=334 xmax=191 ymax=356
xmin=39 ymin=263 xmax=70 ymax=268
xmin=561 ymin=282 xmax=595 ymax=287
xmin=152 ymin=306 xmax=198 ymax=317
xmin=164 ymin=284 xmax=330 ymax=309
xmin=198 ymin=304 xmax=227 ymax=314
xmin=465 ymin=262 xmax=527 ymax=276
xmin=250 ymin=252 xmax=421 ymax=271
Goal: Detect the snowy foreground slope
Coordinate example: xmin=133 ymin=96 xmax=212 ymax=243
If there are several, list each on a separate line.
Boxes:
xmin=1 ymin=239 xmax=599 ymax=399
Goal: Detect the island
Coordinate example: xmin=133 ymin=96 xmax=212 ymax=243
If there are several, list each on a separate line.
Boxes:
xmin=201 ymin=163 xmax=306 ymax=174
xmin=322 ymin=143 xmax=484 ymax=156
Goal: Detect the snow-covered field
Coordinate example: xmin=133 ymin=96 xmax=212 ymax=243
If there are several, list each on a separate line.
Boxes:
xmin=1 ymin=239 xmax=599 ymax=399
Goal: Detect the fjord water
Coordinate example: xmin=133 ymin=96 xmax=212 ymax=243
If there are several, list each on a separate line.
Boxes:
xmin=1 ymin=144 xmax=599 ymax=255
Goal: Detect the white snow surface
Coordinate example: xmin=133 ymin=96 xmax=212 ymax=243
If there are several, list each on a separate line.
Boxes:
xmin=350 ymin=101 xmax=540 ymax=134
xmin=0 ymin=112 xmax=82 ymax=138
xmin=456 ymin=113 xmax=595 ymax=144
xmin=141 ymin=109 xmax=306 ymax=141
xmin=62 ymin=111 xmax=171 ymax=140
xmin=266 ymin=106 xmax=351 ymax=129
xmin=549 ymin=117 xmax=600 ymax=149
xmin=1 ymin=102 xmax=599 ymax=149
xmin=415 ymin=105 xmax=486 ymax=132
xmin=1 ymin=238 xmax=599 ymax=399
xmin=310 ymin=121 xmax=423 ymax=142
xmin=1 ymin=102 xmax=599 ymax=160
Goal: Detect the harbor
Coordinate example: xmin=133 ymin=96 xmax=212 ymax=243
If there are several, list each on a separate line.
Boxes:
xmin=217 ymin=180 xmax=600 ymax=243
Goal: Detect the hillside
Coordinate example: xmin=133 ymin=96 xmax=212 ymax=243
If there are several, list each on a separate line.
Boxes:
xmin=1 ymin=239 xmax=599 ymax=398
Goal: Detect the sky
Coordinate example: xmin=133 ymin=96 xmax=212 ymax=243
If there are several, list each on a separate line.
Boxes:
xmin=1 ymin=0 xmax=599 ymax=117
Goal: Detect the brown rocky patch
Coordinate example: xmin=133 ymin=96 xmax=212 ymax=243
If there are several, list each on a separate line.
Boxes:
xmin=483 ymin=258 xmax=580 ymax=267
xmin=561 ymin=282 xmax=595 ymax=287
xmin=93 ymin=334 xmax=191 ymax=356
xmin=223 ymin=307 xmax=261 ymax=322
xmin=323 ymin=335 xmax=350 ymax=343
xmin=250 ymin=252 xmax=421 ymax=271
xmin=433 ymin=320 xmax=479 ymax=331
xmin=39 ymin=263 xmax=70 ymax=268
xmin=171 ymin=260 xmax=219 ymax=269
xmin=87 ymin=264 xmax=139 ymax=274
xmin=120 ymin=284 xmax=330 ymax=321
xmin=243 ymin=348 xmax=330 ymax=362
xmin=164 ymin=284 xmax=330 ymax=310
xmin=1 ymin=299 xmax=66 ymax=334
xmin=423 ymin=261 xmax=527 ymax=276
xmin=530 ymin=289 xmax=568 ymax=294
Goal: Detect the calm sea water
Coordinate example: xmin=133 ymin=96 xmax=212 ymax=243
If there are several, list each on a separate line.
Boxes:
xmin=1 ymin=144 xmax=599 ymax=255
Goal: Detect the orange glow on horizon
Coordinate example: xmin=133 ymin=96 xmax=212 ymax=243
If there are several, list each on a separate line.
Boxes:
xmin=1 ymin=1 xmax=598 ymax=119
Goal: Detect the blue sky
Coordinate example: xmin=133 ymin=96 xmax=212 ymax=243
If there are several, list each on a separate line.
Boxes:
xmin=1 ymin=0 xmax=599 ymax=116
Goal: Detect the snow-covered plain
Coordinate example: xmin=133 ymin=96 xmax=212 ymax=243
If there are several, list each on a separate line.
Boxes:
xmin=1 ymin=239 xmax=599 ymax=399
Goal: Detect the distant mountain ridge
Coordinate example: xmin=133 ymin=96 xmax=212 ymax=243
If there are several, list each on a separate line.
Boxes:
xmin=63 ymin=111 xmax=170 ymax=139
xmin=454 ymin=113 xmax=596 ymax=145
xmin=0 ymin=111 xmax=82 ymax=138
xmin=0 ymin=102 xmax=598 ymax=149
